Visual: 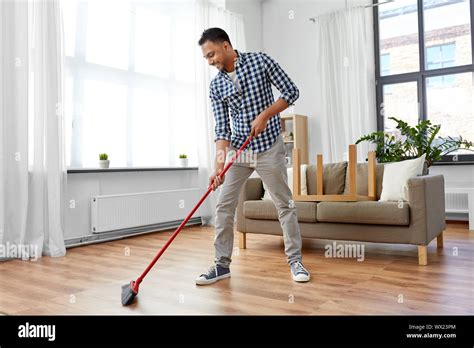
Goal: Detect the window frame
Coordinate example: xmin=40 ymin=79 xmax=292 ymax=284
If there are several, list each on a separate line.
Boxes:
xmin=373 ymin=0 xmax=474 ymax=165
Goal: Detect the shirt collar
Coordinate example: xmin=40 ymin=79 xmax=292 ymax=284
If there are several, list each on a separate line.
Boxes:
xmin=219 ymin=49 xmax=245 ymax=77
xmin=234 ymin=49 xmax=246 ymax=68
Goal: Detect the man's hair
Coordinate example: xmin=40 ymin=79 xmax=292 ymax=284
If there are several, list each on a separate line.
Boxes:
xmin=198 ymin=27 xmax=232 ymax=46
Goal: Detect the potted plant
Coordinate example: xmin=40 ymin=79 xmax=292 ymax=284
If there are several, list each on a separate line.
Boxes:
xmin=178 ymin=154 xmax=188 ymax=167
xmin=289 ymin=132 xmax=294 ymax=141
xmin=356 ymin=117 xmax=473 ymax=174
xmin=99 ymin=153 xmax=110 ymax=169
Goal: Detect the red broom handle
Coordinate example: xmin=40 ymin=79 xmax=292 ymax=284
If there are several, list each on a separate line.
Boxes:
xmin=133 ymin=136 xmax=252 ymax=289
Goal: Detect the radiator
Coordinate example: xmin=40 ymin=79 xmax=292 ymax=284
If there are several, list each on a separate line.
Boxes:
xmin=91 ymin=188 xmax=203 ymax=233
xmin=445 ymin=192 xmax=468 ymax=213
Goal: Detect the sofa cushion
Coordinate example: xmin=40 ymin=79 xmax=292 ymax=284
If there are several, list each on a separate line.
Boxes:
xmin=343 ymin=163 xmax=385 ymax=199
xmin=316 ymin=201 xmax=409 ymax=226
xmin=244 ymin=200 xmax=317 ymax=222
xmin=306 ymin=162 xmax=347 ymax=195
xmin=379 ymin=154 xmax=426 ymax=202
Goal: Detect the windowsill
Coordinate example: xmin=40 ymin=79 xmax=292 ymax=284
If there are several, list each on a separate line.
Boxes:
xmin=67 ymin=166 xmax=199 ymax=173
xmin=431 ymin=161 xmax=474 ymax=166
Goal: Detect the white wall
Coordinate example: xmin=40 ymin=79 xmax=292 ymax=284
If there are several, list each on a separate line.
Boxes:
xmin=65 ymin=169 xmax=205 ymax=241
xmin=430 ymin=165 xmax=474 ymax=220
xmin=430 ymin=165 xmax=474 ymax=187
xmin=225 ymin=0 xmax=263 ymax=52
xmin=261 ymin=0 xmax=375 ymax=163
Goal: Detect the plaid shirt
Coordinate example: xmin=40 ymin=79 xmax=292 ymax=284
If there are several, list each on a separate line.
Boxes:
xmin=209 ymin=50 xmax=299 ymax=153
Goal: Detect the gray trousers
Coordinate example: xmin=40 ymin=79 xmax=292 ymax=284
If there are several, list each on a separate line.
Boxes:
xmin=214 ymin=135 xmax=302 ymax=268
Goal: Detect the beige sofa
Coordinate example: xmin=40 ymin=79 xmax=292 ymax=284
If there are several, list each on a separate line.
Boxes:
xmin=236 ymin=162 xmax=446 ymax=265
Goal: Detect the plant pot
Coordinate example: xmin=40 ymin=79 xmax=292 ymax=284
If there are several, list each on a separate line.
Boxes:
xmin=178 ymin=158 xmax=188 ymax=167
xmin=99 ymin=160 xmax=110 ymax=169
xmin=422 ymin=160 xmax=429 ymax=175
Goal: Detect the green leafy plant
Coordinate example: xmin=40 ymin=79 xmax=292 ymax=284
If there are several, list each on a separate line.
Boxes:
xmin=356 ymin=117 xmax=473 ymax=167
xmin=179 ymin=154 xmax=187 ymax=159
xmin=99 ymin=153 xmax=108 ymax=160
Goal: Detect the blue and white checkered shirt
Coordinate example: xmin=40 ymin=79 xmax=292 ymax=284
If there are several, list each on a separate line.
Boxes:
xmin=209 ymin=50 xmax=299 ymax=153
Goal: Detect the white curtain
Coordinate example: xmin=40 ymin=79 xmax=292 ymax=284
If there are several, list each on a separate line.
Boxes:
xmin=0 ymin=0 xmax=67 ymax=259
xmin=315 ymin=6 xmax=376 ymax=163
xmin=194 ymin=0 xmax=246 ymax=225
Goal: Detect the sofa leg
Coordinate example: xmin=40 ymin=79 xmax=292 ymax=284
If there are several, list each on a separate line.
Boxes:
xmin=418 ymin=245 xmax=428 ymax=266
xmin=437 ymin=232 xmax=444 ymax=248
xmin=239 ymin=232 xmax=246 ymax=249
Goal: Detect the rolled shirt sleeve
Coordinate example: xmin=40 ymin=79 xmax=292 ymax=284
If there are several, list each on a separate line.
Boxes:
xmin=209 ymin=83 xmax=231 ymax=142
xmin=261 ymin=52 xmax=300 ymax=106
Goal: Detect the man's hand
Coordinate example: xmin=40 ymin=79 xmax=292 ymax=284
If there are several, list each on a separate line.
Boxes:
xmin=209 ymin=165 xmax=225 ymax=191
xmin=250 ymin=99 xmax=290 ymax=138
xmin=250 ymin=112 xmax=269 ymax=138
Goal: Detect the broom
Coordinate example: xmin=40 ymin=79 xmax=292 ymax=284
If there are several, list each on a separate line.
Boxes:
xmin=121 ymin=135 xmax=252 ymax=306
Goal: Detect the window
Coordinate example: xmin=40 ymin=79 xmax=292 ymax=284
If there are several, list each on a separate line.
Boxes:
xmin=423 ymin=0 xmax=472 ymax=68
xmin=426 ymin=72 xmax=473 ymax=156
xmin=381 ymin=53 xmax=391 ymax=76
xmin=374 ymin=0 xmax=474 ymax=163
xmin=382 ymin=81 xmax=419 ymax=131
xmin=380 ymin=53 xmax=393 ymax=93
xmin=378 ymin=0 xmax=420 ymax=76
xmin=61 ymin=0 xmax=198 ymax=168
xmin=426 ymin=43 xmax=456 ymax=86
xmin=426 ymin=43 xmax=456 ymax=70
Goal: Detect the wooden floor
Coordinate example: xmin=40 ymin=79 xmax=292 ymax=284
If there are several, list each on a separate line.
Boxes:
xmin=0 ymin=222 xmax=473 ymax=315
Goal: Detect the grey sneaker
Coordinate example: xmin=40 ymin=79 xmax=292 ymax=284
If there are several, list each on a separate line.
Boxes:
xmin=195 ymin=264 xmax=231 ymax=285
xmin=290 ymin=261 xmax=310 ymax=282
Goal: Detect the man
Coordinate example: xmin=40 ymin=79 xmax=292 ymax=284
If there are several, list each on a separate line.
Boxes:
xmin=196 ymin=27 xmax=310 ymax=285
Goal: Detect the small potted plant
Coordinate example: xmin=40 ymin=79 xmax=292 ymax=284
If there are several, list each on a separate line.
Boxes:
xmin=178 ymin=154 xmax=188 ymax=167
xmin=289 ymin=132 xmax=294 ymax=141
xmin=99 ymin=153 xmax=110 ymax=169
